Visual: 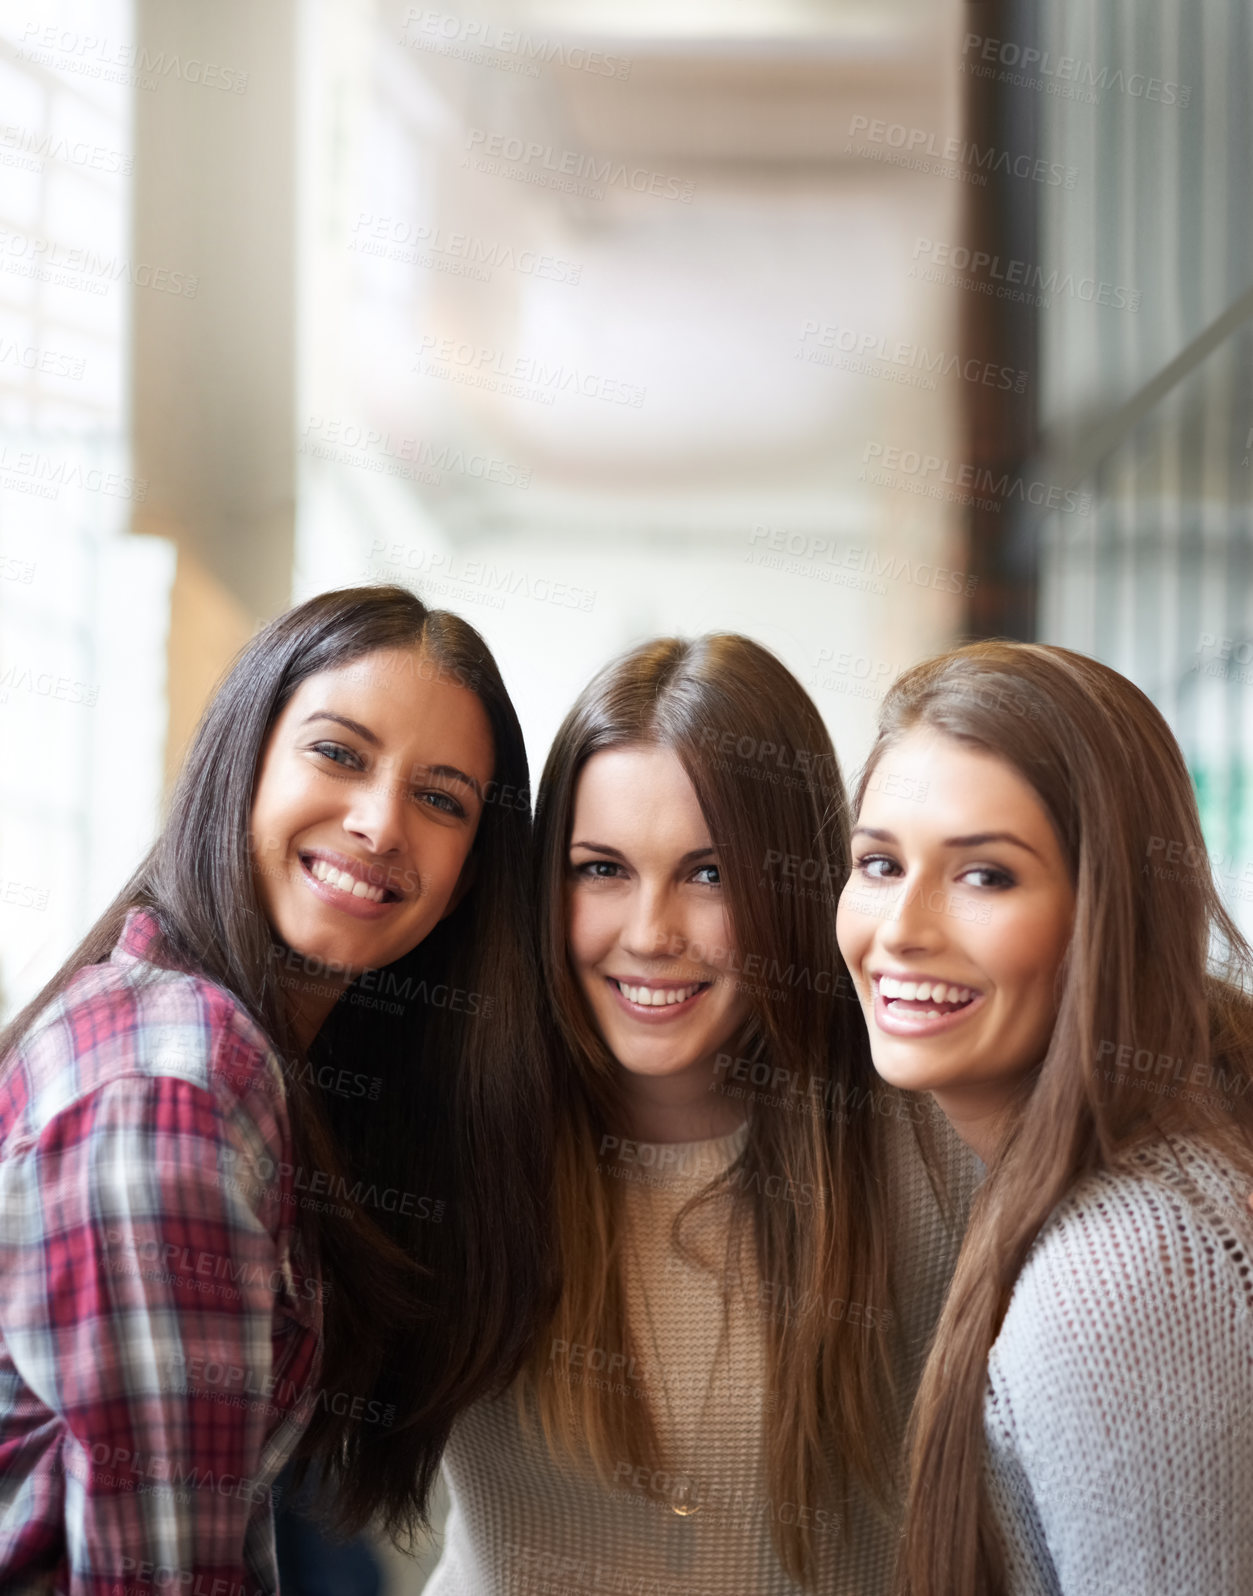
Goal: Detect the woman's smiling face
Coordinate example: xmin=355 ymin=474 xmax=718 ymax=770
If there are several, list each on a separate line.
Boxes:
xmin=566 ymin=744 xmax=750 ymax=1129
xmin=836 ymin=728 xmax=1076 ymax=1151
xmin=249 ymin=646 xmax=494 ymax=1008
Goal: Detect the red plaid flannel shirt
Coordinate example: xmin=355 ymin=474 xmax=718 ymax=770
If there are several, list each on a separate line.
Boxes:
xmin=0 ymin=910 xmax=323 ymax=1595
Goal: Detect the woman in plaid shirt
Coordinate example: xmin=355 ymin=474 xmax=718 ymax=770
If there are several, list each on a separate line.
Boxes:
xmin=0 ymin=587 xmax=552 ymax=1596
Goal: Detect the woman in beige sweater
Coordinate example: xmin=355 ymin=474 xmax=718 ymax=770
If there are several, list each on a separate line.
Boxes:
xmin=425 ymin=634 xmax=979 ymax=1594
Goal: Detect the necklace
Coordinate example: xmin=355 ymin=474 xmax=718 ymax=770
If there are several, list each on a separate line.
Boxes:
xmin=626 ymin=1171 xmax=735 ymax=1525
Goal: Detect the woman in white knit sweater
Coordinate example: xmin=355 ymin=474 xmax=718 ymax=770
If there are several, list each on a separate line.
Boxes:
xmin=424 ymin=635 xmax=978 ymax=1594
xmin=837 ymin=640 xmax=1253 ymax=1596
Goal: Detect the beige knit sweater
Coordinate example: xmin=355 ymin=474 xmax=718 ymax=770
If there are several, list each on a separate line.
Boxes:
xmin=425 ymin=1101 xmax=977 ymax=1595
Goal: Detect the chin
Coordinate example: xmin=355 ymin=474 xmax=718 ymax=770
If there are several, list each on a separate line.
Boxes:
xmin=867 ymin=1047 xmax=935 ymax=1094
xmin=283 ymin=918 xmax=367 ymax=972
xmin=613 ymin=1047 xmax=701 ymax=1081
xmin=615 ymin=1052 xmax=688 ymax=1079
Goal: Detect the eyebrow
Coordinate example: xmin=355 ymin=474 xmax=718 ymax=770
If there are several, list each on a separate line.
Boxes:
xmin=852 ymin=825 xmax=1043 ymax=860
xmin=426 ymin=764 xmax=483 ymax=798
xmin=301 ymin=713 xmax=483 ymax=797
xmin=570 ymin=841 xmax=716 ymax=866
xmin=300 ymin=711 xmax=380 ymax=746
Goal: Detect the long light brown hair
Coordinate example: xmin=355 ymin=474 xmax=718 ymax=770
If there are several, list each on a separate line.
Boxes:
xmin=865 ymin=641 xmax=1253 ymax=1596
xmin=524 ymin=634 xmax=938 ymax=1583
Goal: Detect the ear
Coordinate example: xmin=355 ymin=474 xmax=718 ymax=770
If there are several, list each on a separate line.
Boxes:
xmin=440 ymin=850 xmax=478 ymax=921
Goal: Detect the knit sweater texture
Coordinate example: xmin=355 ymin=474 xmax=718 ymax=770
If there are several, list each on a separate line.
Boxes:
xmin=425 ymin=1102 xmax=977 ymax=1595
xmin=985 ymin=1135 xmax=1253 ymax=1594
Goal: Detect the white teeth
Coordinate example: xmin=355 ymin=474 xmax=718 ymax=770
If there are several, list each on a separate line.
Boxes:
xmin=878 ymin=975 xmax=976 ymax=1004
xmin=308 ymin=858 xmax=386 ymax=903
xmin=618 ymin=982 xmax=701 ymax=1007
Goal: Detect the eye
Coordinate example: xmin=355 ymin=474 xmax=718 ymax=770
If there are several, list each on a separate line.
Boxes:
xmin=854 ymin=852 xmax=901 ymax=880
xmin=311 ymin=741 xmax=362 ymax=770
xmin=958 ymin=864 xmax=1016 ymax=890
xmin=417 ymin=789 xmax=466 ymax=818
xmin=574 ymin=858 xmax=623 ymax=880
xmin=691 ymin=863 xmax=721 ymax=887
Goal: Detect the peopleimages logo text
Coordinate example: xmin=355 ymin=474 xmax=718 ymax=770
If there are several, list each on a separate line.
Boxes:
xmin=847 ymin=115 xmax=1077 ymax=188
xmin=404 ymin=10 xmax=632 ymax=78
xmin=861 ymin=443 xmax=1091 ymax=515
xmin=912 ymin=238 xmax=1140 ymax=311
xmin=962 ymin=33 xmax=1190 ymax=106
xmin=464 ymin=130 xmax=694 ymax=202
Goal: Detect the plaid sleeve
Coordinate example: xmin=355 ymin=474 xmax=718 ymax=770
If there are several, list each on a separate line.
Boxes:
xmin=3 ymin=1070 xmax=292 ymax=1596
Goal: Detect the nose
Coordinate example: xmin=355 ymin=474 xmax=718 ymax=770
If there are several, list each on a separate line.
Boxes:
xmin=342 ymin=770 xmax=407 ymax=857
xmin=875 ymin=871 xmax=948 ymax=959
xmin=620 ymin=880 xmax=686 ymax=963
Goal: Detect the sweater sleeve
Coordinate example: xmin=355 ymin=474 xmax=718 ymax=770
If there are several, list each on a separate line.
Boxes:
xmin=985 ymin=1162 xmax=1253 ymax=1596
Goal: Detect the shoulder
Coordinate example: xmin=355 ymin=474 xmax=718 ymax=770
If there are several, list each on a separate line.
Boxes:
xmin=985 ymin=1140 xmax=1253 ymax=1593
xmin=1 ymin=927 xmax=285 ymax=1155
xmin=992 ymin=1138 xmax=1253 ymax=1390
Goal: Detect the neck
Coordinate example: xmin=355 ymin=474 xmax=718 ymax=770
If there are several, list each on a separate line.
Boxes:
xmin=930 ymin=1083 xmax=1017 ymax=1164
xmin=289 ymin=996 xmax=338 ymax=1050
xmin=276 ymin=956 xmax=351 ymax=1050
xmin=618 ymin=1057 xmax=747 ymax=1144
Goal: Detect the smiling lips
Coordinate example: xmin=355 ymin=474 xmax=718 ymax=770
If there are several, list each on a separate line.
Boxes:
xmin=608 ymin=977 xmax=711 ymax=1019
xmin=298 ymin=850 xmax=405 ymax=920
xmin=878 ymin=973 xmax=977 ymax=1009
xmin=873 ymin=972 xmax=983 ymax=1035
xmin=306 ymin=857 xmax=393 ymax=903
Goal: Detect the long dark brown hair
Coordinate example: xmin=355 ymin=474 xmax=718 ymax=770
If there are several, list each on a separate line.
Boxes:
xmin=523 ymin=633 xmax=937 ymax=1584
xmin=0 ymin=585 xmax=553 ymax=1537
xmin=866 ymin=641 xmax=1253 ymax=1596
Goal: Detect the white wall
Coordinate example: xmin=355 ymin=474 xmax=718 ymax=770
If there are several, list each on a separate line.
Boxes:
xmin=294 ymin=0 xmax=967 ymax=792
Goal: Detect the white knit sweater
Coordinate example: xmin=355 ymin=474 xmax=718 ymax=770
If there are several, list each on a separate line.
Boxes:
xmin=984 ymin=1136 xmax=1253 ymax=1594
xmin=424 ymin=1102 xmax=978 ymax=1595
